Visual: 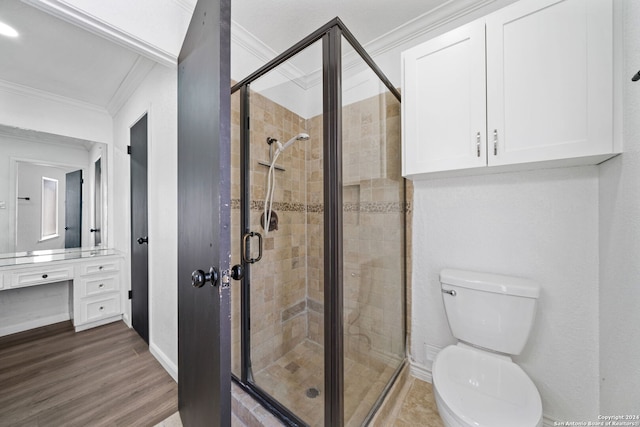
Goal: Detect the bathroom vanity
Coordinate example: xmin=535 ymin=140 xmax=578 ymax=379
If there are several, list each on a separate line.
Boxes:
xmin=0 ymin=248 xmax=124 ymax=335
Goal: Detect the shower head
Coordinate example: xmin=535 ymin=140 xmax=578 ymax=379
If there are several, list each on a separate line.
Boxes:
xmin=279 ymin=133 xmax=310 ymax=151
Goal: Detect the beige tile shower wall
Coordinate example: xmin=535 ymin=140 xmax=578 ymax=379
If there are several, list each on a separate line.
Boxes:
xmin=306 ymin=114 xmax=324 ymax=346
xmin=343 ymin=92 xmax=404 ymax=364
xmin=231 ymin=88 xmax=310 ymax=372
xmin=305 ymin=92 xmax=405 ymax=364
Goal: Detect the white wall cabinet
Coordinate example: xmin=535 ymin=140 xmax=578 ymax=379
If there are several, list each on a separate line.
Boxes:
xmin=402 ymin=0 xmax=616 ymax=178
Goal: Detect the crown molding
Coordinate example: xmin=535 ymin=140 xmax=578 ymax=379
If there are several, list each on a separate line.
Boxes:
xmin=233 ymin=0 xmax=499 ymax=93
xmin=362 ymin=0 xmax=498 ymax=58
xmin=172 ymin=0 xmax=195 ymax=14
xmin=107 ymin=56 xmax=157 ymax=116
xmin=0 ymin=78 xmax=108 ymax=114
xmin=22 ymin=0 xmax=177 ymax=67
xmin=231 ymin=20 xmax=310 ymax=90
xmin=0 ymin=123 xmax=98 ymax=150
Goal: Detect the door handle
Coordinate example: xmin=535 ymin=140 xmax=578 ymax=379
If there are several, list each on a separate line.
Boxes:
xmin=90 ymin=228 xmax=100 ymax=233
xmin=242 ymin=232 xmax=262 ymax=264
xmin=137 ymin=236 xmax=148 ymax=245
xmin=229 ymin=264 xmax=244 ymax=281
xmin=191 ymin=267 xmax=219 ymax=288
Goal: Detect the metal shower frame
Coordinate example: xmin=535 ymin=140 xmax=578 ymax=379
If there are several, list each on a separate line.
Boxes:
xmin=230 ymin=17 xmax=404 ymax=427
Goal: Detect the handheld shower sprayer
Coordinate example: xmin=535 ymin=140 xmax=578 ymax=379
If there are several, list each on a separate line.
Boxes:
xmin=278 ymin=133 xmax=310 ymax=152
xmin=263 ymin=133 xmax=310 ymax=235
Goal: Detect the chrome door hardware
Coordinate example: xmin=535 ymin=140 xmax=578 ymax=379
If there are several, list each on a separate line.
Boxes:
xmin=493 ymin=129 xmax=498 ymax=155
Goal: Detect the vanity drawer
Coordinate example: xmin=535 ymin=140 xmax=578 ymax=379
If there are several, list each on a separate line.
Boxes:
xmin=79 ymin=276 xmax=119 ymax=298
xmin=81 ymin=260 xmax=119 ymax=276
xmin=82 ymin=294 xmax=121 ymax=323
xmin=10 ymin=265 xmax=73 ymax=288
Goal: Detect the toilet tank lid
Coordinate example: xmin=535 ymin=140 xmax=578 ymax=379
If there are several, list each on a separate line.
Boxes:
xmin=440 ymin=269 xmax=540 ymax=298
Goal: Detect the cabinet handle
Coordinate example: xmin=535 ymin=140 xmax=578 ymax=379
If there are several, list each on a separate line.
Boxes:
xmin=493 ymin=129 xmax=498 ymax=155
xmin=98 ymin=266 xmax=104 ymax=270
xmin=99 ymin=283 xmax=104 ymax=288
xmin=99 ymin=306 xmax=104 ymax=311
xmin=42 ymin=274 xmax=48 ymax=279
xmin=476 ymin=132 xmax=481 ymax=157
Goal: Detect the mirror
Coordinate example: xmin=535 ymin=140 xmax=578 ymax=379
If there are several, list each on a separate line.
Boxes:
xmin=0 ymin=125 xmax=107 ymax=257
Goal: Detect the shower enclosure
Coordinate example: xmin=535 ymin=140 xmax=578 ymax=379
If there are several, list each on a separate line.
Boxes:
xmin=230 ymin=18 xmax=405 ymax=426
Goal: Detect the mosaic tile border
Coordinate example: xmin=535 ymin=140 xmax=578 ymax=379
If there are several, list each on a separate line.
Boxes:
xmin=231 ymin=199 xmax=411 ymax=214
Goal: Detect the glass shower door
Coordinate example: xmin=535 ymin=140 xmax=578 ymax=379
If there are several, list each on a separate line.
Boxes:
xmin=241 ymin=39 xmax=325 ymax=426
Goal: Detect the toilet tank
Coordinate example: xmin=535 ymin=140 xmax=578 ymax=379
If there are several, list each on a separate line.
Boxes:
xmin=440 ymin=269 xmax=540 ymax=355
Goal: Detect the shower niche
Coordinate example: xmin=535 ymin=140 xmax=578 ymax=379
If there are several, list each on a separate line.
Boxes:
xmin=230 ymin=19 xmax=405 ymax=426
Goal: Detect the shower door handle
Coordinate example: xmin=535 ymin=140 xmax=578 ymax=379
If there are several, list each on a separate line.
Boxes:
xmin=242 ymin=231 xmax=262 ymax=264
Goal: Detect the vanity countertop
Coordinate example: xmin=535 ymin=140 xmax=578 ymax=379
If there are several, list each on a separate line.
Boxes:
xmin=0 ymin=248 xmax=121 ymax=268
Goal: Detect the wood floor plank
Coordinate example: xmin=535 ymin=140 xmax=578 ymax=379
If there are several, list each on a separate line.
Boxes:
xmin=0 ymin=321 xmax=178 ymax=427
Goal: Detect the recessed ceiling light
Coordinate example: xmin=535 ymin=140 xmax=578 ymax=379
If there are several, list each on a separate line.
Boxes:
xmin=0 ymin=21 xmax=19 ymax=38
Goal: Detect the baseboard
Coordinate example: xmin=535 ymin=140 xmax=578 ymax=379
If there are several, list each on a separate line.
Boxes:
xmin=150 ymin=342 xmax=178 ymax=382
xmin=409 ymin=360 xmax=433 ymax=383
xmin=0 ymin=313 xmax=70 ymax=337
xmin=122 ymin=312 xmax=131 ymax=328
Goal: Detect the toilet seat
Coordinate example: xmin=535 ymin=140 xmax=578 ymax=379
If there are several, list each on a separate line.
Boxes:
xmin=433 ymin=344 xmax=542 ymax=427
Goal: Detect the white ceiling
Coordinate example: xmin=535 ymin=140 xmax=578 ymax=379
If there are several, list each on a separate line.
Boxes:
xmin=0 ymin=0 xmax=144 ymax=108
xmin=0 ymin=0 xmax=500 ymax=114
xmin=231 ymin=0 xmax=449 ymax=55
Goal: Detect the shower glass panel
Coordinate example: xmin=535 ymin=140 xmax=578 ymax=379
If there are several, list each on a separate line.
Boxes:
xmin=340 ymin=37 xmax=405 ymax=426
xmin=230 ymin=19 xmax=403 ymax=427
xmin=244 ymin=39 xmax=325 ymax=426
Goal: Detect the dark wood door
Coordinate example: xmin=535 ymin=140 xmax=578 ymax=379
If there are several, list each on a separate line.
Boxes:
xmin=130 ymin=114 xmax=149 ymax=344
xmin=93 ymin=158 xmax=102 ymax=246
xmin=64 ymin=169 xmax=82 ymax=249
xmin=177 ymin=0 xmax=231 ymax=425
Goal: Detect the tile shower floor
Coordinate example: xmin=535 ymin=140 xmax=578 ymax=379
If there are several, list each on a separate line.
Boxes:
xmin=156 ymin=371 xmax=445 ymax=427
xmin=253 ymin=339 xmax=400 ymax=426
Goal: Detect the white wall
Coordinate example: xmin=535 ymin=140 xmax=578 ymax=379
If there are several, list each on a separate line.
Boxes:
xmin=409 ymin=0 xmax=640 ymax=422
xmin=598 ymin=0 xmax=640 ymax=414
xmin=16 ymin=162 xmax=70 ymax=252
xmin=0 ymin=81 xmax=112 ymax=144
xmin=112 ymin=63 xmax=178 ymax=379
xmin=0 ymin=281 xmax=71 ymax=337
xmin=411 ymin=166 xmax=601 ymax=421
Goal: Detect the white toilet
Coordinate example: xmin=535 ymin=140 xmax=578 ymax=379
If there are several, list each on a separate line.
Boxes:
xmin=432 ymin=269 xmax=543 ymax=427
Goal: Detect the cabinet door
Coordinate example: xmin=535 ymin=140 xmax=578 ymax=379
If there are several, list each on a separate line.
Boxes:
xmin=486 ymin=0 xmax=613 ymax=166
xmin=402 ymin=20 xmax=487 ymax=175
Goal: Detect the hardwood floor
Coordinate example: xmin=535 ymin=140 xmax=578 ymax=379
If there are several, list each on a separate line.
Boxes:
xmin=0 ymin=320 xmax=177 ymax=427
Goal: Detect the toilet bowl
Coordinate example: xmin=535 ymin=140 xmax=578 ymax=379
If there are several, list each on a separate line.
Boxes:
xmin=433 ymin=269 xmax=543 ymax=427
xmin=433 ymin=344 xmax=542 ymax=427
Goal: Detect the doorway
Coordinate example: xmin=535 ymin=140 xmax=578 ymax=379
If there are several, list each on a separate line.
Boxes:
xmin=130 ymin=113 xmax=149 ymax=344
